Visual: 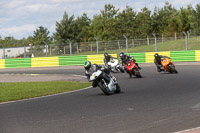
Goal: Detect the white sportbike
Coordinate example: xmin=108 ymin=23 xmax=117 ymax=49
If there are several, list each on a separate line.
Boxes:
xmin=90 ymin=70 xmax=121 ymax=95
xmin=106 ymin=58 xmax=124 ymax=73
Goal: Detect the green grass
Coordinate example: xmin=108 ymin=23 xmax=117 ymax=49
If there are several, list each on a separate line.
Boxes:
xmin=0 ymin=81 xmax=91 ymax=103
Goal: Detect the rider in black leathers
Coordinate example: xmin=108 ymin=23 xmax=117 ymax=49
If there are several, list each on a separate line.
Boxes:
xmin=119 ymin=52 xmax=141 ymax=69
xmin=104 ymin=53 xmax=115 ymax=67
xmin=154 ymin=53 xmax=170 ymax=72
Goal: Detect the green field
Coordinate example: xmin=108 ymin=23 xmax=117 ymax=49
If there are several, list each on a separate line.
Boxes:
xmin=0 ymin=81 xmax=91 ymax=103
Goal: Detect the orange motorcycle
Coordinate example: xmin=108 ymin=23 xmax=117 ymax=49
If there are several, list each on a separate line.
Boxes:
xmin=161 ymin=57 xmax=178 ymax=73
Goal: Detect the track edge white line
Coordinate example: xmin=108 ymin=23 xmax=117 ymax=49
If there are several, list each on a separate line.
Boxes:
xmin=174 ymin=127 xmax=200 ymax=133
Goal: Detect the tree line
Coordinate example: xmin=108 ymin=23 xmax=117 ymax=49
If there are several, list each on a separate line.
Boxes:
xmin=0 ymin=2 xmax=200 ymax=48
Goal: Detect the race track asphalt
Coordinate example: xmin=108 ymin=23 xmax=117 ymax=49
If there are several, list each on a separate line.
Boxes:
xmin=0 ymin=65 xmax=200 ymax=133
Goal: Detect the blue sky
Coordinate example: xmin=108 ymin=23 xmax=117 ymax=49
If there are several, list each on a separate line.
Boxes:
xmin=0 ymin=0 xmax=199 ymax=39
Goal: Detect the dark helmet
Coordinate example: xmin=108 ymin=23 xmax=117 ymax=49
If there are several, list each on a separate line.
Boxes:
xmin=119 ymin=52 xmax=124 ymax=58
xmin=104 ymin=52 xmax=108 ymax=57
xmin=154 ymin=53 xmax=159 ymax=59
xmin=84 ymin=61 xmax=91 ymax=71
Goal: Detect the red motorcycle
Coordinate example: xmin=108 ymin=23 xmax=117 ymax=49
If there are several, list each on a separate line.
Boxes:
xmin=125 ymin=60 xmax=142 ymax=78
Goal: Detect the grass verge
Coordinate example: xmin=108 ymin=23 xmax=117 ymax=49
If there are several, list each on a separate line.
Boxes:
xmin=0 ymin=81 xmax=91 ymax=103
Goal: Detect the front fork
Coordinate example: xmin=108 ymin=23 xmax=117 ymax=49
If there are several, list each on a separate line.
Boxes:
xmin=102 ymin=79 xmax=108 ymax=88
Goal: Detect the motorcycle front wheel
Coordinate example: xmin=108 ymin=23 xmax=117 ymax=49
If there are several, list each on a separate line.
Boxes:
xmin=168 ymin=64 xmax=178 ymax=74
xmin=133 ymin=69 xmax=142 ymax=78
xmin=114 ymin=84 xmax=121 ymax=93
xmin=98 ymin=81 xmax=110 ymax=95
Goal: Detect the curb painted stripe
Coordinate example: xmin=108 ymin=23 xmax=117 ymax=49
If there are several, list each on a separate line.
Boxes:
xmin=145 ymin=51 xmax=170 ymax=63
xmin=0 ymin=59 xmax=5 ymax=69
xmin=0 ymin=50 xmax=199 ymax=69
xmin=5 ymin=58 xmax=31 ymax=68
xmin=31 ymin=57 xmax=59 ymax=67
xmin=129 ymin=53 xmax=146 ymax=63
xmin=170 ymin=51 xmax=196 ymax=62
xmin=195 ymin=50 xmax=200 ymax=61
xmin=59 ymin=55 xmax=87 ymax=66
xmin=87 ymin=54 xmax=117 ymax=65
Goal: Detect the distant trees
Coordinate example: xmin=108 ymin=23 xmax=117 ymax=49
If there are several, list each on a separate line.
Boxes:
xmin=32 ymin=26 xmax=51 ymax=46
xmin=1 ymin=2 xmax=200 ymax=47
xmin=135 ymin=7 xmax=152 ymax=38
xmin=53 ymin=11 xmax=75 ymax=44
xmin=52 ymin=2 xmax=200 ymax=42
xmin=74 ymin=13 xmax=91 ymax=42
xmin=31 ymin=26 xmax=51 ymax=56
xmin=191 ymin=4 xmax=200 ymax=34
xmin=180 ymin=6 xmax=193 ymax=32
xmin=100 ymin=4 xmax=119 ymax=40
xmin=115 ymin=6 xmax=137 ymax=39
